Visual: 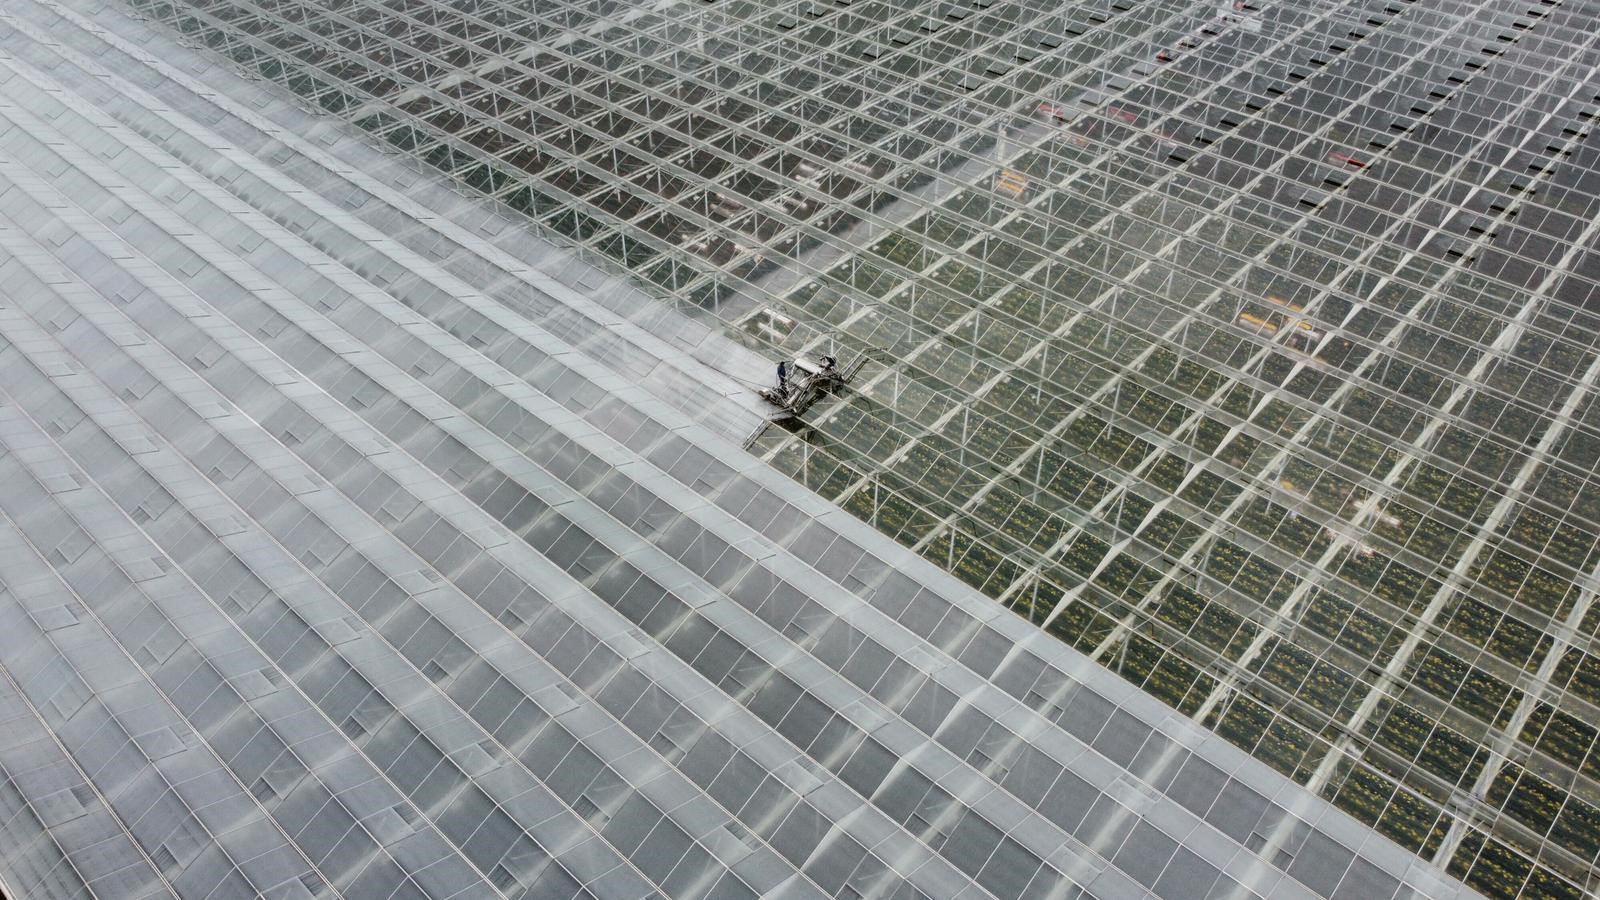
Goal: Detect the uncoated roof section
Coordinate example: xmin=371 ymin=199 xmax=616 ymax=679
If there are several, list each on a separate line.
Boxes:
xmin=0 ymin=1 xmax=1477 ymax=899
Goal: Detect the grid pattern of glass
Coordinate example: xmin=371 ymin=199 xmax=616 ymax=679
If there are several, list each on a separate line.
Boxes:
xmin=0 ymin=2 xmax=1482 ymax=899
xmin=29 ymin=0 xmax=1600 ymax=894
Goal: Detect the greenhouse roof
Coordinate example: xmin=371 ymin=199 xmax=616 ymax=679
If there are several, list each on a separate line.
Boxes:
xmin=11 ymin=0 xmax=1600 ymax=895
xmin=0 ymin=1 xmax=1485 ymax=898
